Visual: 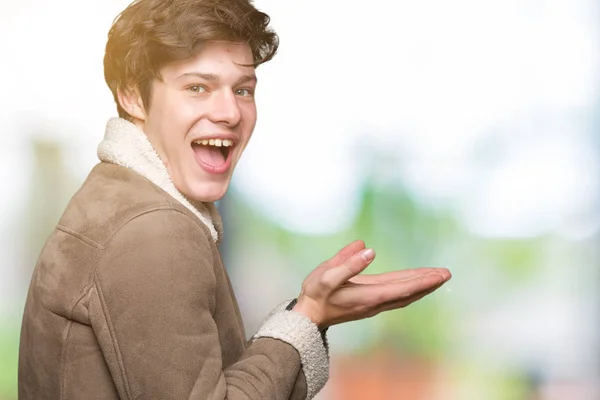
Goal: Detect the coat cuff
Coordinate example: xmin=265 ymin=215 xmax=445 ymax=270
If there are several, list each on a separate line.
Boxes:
xmin=252 ymin=300 xmax=330 ymax=400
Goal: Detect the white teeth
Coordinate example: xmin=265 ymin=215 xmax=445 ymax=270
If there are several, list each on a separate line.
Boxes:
xmin=194 ymin=138 xmax=234 ymax=147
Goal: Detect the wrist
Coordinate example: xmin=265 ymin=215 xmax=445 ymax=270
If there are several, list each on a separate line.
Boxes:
xmin=291 ymin=298 xmax=326 ymax=330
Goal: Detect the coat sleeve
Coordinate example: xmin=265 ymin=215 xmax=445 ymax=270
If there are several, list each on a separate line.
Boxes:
xmin=88 ymin=209 xmax=329 ymax=400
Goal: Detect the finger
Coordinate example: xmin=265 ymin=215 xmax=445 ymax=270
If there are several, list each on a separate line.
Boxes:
xmin=385 ymin=273 xmax=447 ymax=300
xmin=320 ymin=248 xmax=375 ymax=289
xmin=350 ymin=267 xmax=451 ymax=285
xmin=354 ymin=273 xmax=446 ymax=306
xmin=325 ymin=240 xmax=366 ymax=268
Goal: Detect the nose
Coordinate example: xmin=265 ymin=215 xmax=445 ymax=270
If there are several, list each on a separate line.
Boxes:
xmin=207 ymin=89 xmax=242 ymax=127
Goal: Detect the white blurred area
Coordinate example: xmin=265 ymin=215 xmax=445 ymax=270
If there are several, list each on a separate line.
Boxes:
xmin=0 ymin=0 xmax=599 ymax=399
xmin=1 ymin=0 xmax=597 ymax=237
xmin=239 ymin=0 xmax=600 ymax=238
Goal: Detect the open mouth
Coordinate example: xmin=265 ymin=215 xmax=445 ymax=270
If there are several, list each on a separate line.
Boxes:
xmin=191 ymin=138 xmax=233 ymax=170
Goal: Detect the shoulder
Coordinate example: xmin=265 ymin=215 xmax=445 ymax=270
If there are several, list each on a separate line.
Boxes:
xmin=91 ymin=194 xmax=218 ymax=302
xmin=58 ymin=162 xmax=212 ymax=248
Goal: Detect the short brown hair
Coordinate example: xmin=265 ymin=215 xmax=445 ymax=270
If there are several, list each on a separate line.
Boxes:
xmin=103 ymin=0 xmax=279 ymax=120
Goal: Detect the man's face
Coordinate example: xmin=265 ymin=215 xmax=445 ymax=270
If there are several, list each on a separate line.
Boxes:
xmin=132 ymin=41 xmax=257 ymax=202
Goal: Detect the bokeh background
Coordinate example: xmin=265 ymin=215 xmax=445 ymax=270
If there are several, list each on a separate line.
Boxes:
xmin=1 ymin=0 xmax=599 ymax=399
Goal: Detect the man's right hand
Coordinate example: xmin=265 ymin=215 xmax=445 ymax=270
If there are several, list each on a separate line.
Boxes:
xmin=292 ymin=240 xmax=451 ymax=330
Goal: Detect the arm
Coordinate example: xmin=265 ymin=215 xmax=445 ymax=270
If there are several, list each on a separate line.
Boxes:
xmin=252 ymin=299 xmax=329 ymax=400
xmin=87 ymin=209 xmax=328 ymax=400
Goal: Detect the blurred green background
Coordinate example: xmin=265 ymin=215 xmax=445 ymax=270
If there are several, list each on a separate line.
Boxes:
xmin=1 ymin=0 xmax=599 ymax=399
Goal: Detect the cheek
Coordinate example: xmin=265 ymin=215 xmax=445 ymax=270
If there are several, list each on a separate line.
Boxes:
xmin=242 ymin=104 xmax=258 ymax=130
xmin=152 ymin=90 xmax=193 ymax=122
xmin=155 ymin=104 xmax=196 ymax=145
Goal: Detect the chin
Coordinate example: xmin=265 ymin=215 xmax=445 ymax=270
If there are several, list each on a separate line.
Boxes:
xmin=182 ymin=182 xmax=229 ymax=203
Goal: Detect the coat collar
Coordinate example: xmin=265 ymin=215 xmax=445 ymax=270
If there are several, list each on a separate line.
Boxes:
xmin=97 ymin=117 xmax=222 ymax=243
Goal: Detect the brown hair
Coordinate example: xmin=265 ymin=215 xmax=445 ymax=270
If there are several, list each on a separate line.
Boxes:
xmin=103 ymin=0 xmax=279 ymax=120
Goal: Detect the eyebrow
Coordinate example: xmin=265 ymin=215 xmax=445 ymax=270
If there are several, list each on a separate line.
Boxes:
xmin=178 ymin=72 xmax=257 ymax=86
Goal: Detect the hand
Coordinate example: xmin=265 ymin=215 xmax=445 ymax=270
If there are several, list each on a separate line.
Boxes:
xmin=292 ymin=240 xmax=451 ymax=329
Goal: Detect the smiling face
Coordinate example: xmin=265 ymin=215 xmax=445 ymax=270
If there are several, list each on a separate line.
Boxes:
xmin=119 ymin=41 xmax=258 ymax=202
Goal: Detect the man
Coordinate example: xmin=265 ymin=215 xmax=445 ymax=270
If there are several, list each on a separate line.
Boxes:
xmin=18 ymin=0 xmax=451 ymax=399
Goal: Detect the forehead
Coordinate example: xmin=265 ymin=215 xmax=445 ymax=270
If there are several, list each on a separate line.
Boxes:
xmin=161 ymin=41 xmax=255 ymax=81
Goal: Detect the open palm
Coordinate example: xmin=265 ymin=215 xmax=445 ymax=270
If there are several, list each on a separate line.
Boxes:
xmin=293 ymin=240 xmax=451 ymax=329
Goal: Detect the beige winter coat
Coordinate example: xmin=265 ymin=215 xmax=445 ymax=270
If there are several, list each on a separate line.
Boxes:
xmin=18 ymin=118 xmax=329 ymax=399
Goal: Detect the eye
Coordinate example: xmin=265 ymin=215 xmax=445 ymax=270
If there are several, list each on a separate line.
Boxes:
xmin=235 ymin=88 xmax=254 ymax=97
xmin=187 ymin=85 xmax=207 ymax=94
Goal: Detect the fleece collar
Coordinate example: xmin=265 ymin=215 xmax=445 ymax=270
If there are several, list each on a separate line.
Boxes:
xmin=97 ymin=117 xmax=221 ymax=243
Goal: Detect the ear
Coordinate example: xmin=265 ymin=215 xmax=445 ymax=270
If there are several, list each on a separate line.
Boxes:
xmin=117 ymin=85 xmax=146 ymax=121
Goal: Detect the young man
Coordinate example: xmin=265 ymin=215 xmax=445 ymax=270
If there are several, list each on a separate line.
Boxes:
xmin=18 ymin=0 xmax=451 ymax=399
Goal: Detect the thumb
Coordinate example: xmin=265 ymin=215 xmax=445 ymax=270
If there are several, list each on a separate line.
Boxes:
xmin=320 ymin=248 xmax=375 ymax=289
